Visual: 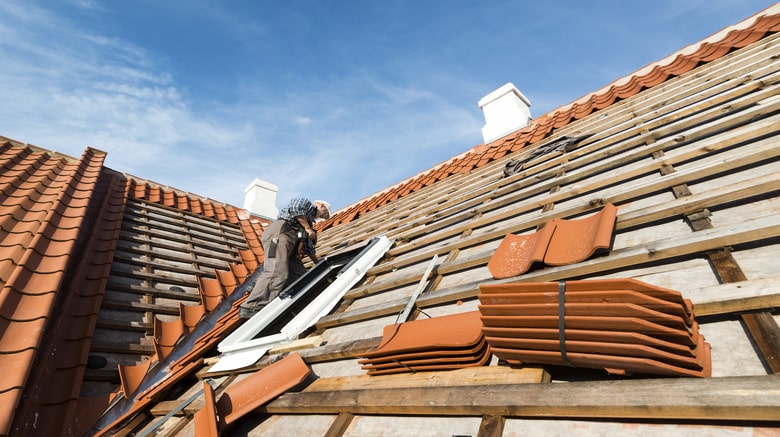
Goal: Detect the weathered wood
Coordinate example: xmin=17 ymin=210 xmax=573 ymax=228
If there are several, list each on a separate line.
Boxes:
xmin=320 ymin=213 xmax=780 ymax=329
xmin=100 ymin=299 xmax=181 ymax=316
xmin=346 ymin=164 xmax=779 ymax=301
xmin=95 ymin=318 xmax=152 ymax=332
xmin=380 ymin=84 xmax=780 ymax=265
xmin=478 ymin=415 xmax=505 ymax=437
xmin=320 ymin=43 xmax=780 ymax=246
xmin=89 ymin=341 xmax=154 ymax=355
xmin=694 ymin=294 xmax=780 ymax=317
xmin=264 ymin=375 xmax=780 ymax=422
xmin=83 ymin=369 xmax=120 ymax=383
xmin=117 ymin=233 xmax=241 ymax=266
xmin=302 ymin=366 xmax=549 ymax=393
xmin=268 ymin=335 xmax=325 ymax=354
xmin=103 ymin=282 xmax=202 ymax=302
xmin=349 ymin=122 xmax=780 ymax=297
xmin=298 ymin=337 xmax=383 ymax=363
xmin=324 ymin=413 xmax=354 ymax=437
xmin=741 ymin=312 xmax=780 ymax=373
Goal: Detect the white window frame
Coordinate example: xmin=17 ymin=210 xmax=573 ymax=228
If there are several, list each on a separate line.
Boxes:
xmin=208 ymin=235 xmax=393 ymax=373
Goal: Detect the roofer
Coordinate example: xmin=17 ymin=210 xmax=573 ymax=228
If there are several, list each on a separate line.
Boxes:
xmin=239 ymin=197 xmax=331 ymax=319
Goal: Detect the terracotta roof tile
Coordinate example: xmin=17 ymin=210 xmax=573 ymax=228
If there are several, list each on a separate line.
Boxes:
xmin=543 ymin=203 xmax=618 ymax=266
xmin=0 ymin=144 xmax=117 ymax=435
xmin=1 ymin=5 xmax=777 ymax=434
xmin=478 ymin=279 xmax=711 ymax=377
xmin=179 ymin=303 xmax=206 ymax=332
xmin=488 ymin=222 xmax=557 ymax=279
xmin=0 ymin=139 xmax=271 ymax=435
xmin=154 ymin=317 xmax=186 ymax=360
xmin=117 ymin=358 xmax=153 ymax=398
xmin=194 ymin=381 xmax=220 ymax=437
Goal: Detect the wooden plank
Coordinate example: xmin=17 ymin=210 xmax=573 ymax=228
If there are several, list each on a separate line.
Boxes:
xmin=89 ymin=341 xmax=154 ymax=355
xmin=695 ymin=294 xmax=780 ymax=317
xmin=264 ymin=375 xmax=780 ymax=422
xmin=298 ymin=337 xmax=383 ymax=363
xmin=319 ymin=213 xmax=780 ymax=328
xmin=83 ymin=369 xmax=120 ymax=383
xmin=126 ymin=198 xmax=244 ymax=237
xmin=357 ymin=115 xmax=780 ymax=292
xmin=118 ymin=233 xmax=242 ymax=266
xmin=372 ymin=127 xmax=779 ymax=299
xmin=100 ymin=299 xmax=181 ymax=316
xmin=268 ymin=335 xmax=325 ymax=355
xmin=103 ymin=281 xmax=202 ymax=302
xmin=365 ymin=75 xmax=780 ymax=259
xmin=115 ymin=239 xmax=233 ymax=271
xmin=303 ymin=366 xmax=549 ymax=393
xmin=320 ymin=41 xmax=780 ymax=245
xmin=387 ymin=97 xmax=780 ymax=265
xmin=478 ymin=415 xmax=505 ymax=437
xmin=95 ymin=318 xmax=152 ymax=332
xmin=399 ymin=254 xmax=439 ymax=322
xmin=325 ymin=413 xmax=354 ymax=437
xmin=345 ymin=162 xmax=780 ymax=301
xmin=111 ymin=252 xmax=215 ymax=278
xmin=119 ymin=223 xmax=242 ymax=256
xmin=107 ymin=268 xmax=200 ymax=289
xmin=741 ymin=312 xmax=780 ymax=373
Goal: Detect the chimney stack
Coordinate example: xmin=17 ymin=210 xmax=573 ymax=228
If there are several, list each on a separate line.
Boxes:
xmin=243 ymin=178 xmax=279 ymax=219
xmin=478 ymin=83 xmax=532 ymax=144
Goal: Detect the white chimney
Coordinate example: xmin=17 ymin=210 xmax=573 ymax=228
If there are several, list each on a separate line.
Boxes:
xmin=243 ymin=178 xmax=279 ymax=219
xmin=478 ymin=82 xmax=532 ymax=144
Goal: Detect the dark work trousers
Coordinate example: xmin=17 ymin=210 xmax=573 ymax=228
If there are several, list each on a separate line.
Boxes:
xmin=242 ymin=219 xmax=307 ymax=309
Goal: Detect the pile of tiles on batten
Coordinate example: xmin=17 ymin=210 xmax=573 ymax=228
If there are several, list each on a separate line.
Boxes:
xmin=478 ymin=278 xmax=711 ymax=377
xmin=355 ymin=310 xmax=491 ymax=375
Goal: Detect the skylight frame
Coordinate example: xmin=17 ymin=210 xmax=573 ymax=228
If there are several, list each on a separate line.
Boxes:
xmin=208 ymin=235 xmax=393 ymax=372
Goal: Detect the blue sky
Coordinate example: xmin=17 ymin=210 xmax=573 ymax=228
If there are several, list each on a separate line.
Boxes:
xmin=0 ymin=1 xmax=773 ymax=213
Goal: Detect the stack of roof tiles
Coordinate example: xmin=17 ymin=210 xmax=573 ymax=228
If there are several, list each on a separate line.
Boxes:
xmin=478 ymin=279 xmax=711 ymax=377
xmin=356 ymin=311 xmax=491 ymax=375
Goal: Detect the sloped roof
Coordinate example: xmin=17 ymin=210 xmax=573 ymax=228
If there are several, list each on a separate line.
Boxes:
xmin=321 ymin=4 xmax=780 ymax=229
xmin=0 ymin=138 xmax=270 ymax=435
xmin=1 ymin=3 xmax=779 ymax=436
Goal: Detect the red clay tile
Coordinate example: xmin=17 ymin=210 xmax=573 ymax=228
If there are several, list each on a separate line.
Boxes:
xmin=487 ymin=222 xmax=557 ymax=279
xmin=180 ymin=303 xmax=206 ymax=332
xmin=224 ymin=354 xmax=309 ymax=423
xmin=479 ymin=303 xmax=690 ymax=330
xmin=358 ymin=338 xmax=489 ymax=365
xmin=361 ymin=341 xmax=491 ymax=371
xmin=485 ymin=328 xmax=697 ymax=359
xmin=118 ymin=358 xmax=154 ymax=397
xmin=543 ymin=203 xmax=618 ymax=266
xmin=216 ymin=269 xmax=238 ymax=295
xmin=154 ymin=317 xmax=186 ymax=360
xmin=498 ymin=341 xmax=710 ymax=378
xmin=480 ymin=317 xmax=698 ymax=348
xmin=194 ymin=352 xmax=311 ymax=432
xmin=361 ymin=311 xmax=483 ymax=358
xmin=356 ymin=311 xmax=491 ymax=375
xmin=194 ymin=381 xmax=220 ymax=437
xmin=364 ymin=352 xmax=492 ymax=376
xmin=478 ymin=279 xmax=710 ymax=377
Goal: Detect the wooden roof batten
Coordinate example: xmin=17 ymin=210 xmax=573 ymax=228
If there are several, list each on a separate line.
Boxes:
xmin=3 ymin=6 xmax=779 ymax=436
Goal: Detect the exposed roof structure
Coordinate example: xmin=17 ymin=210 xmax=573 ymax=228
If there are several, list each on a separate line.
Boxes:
xmin=1 ymin=4 xmax=779 ymax=436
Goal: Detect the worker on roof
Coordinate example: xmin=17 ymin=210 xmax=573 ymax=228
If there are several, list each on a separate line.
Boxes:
xmin=239 ymin=197 xmax=331 ymax=319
